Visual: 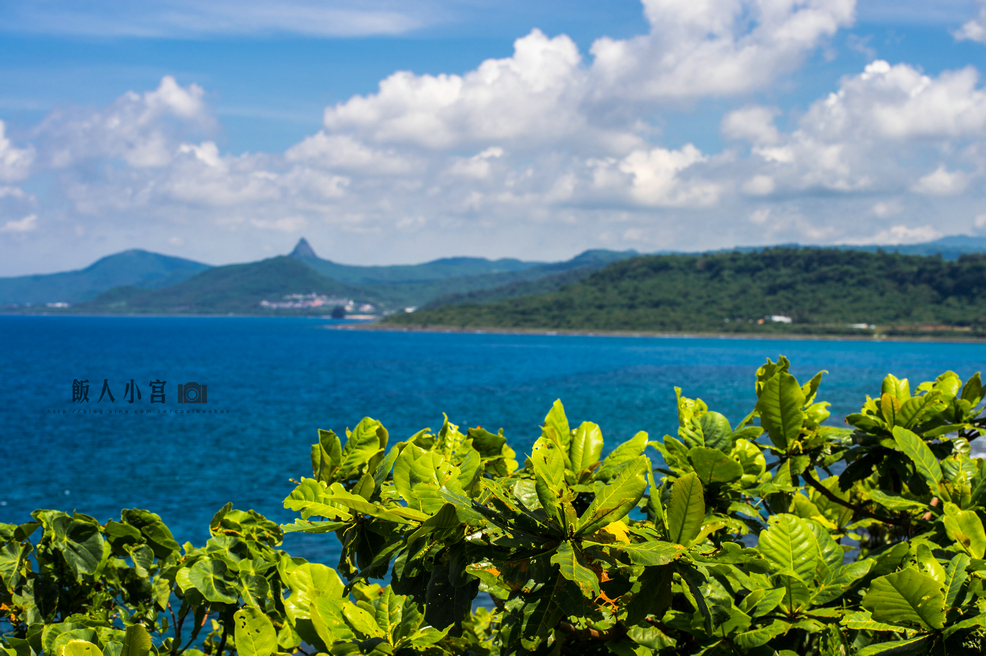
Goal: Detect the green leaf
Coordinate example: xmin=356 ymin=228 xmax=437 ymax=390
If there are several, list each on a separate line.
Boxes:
xmin=186 ymin=559 xmax=238 ymax=604
xmin=234 ymin=607 xmax=277 ymax=656
xmin=312 ymin=428 xmax=343 ymax=482
xmin=698 ymin=411 xmax=733 ymax=452
xmin=892 ymin=426 xmax=942 ymax=490
xmin=575 ymin=457 xmax=648 ymax=536
xmin=598 ymin=540 xmax=686 ymax=566
xmin=667 ymin=473 xmax=705 ymax=546
xmin=857 ymin=636 xmax=935 ymax=656
xmin=942 ymin=553 xmax=970 ymax=608
xmin=688 ymin=447 xmax=743 ymax=485
xmin=120 ymin=625 xmax=152 ymax=656
xmin=531 ymin=436 xmax=567 ymax=528
xmin=550 ymin=542 xmax=599 ymax=598
xmin=943 ymin=503 xmax=986 ymax=559
xmin=862 ymin=568 xmax=946 ymax=630
xmin=757 ymin=514 xmax=820 ymax=583
xmin=543 ymin=399 xmax=572 ymax=453
xmin=595 ymin=431 xmax=648 ymax=482
xmin=284 ymin=563 xmax=345 ymax=623
xmin=569 ymin=422 xmax=604 ymax=475
xmin=732 ymin=622 xmax=791 ymax=649
xmin=897 ymin=394 xmax=940 ymax=429
xmin=756 ymin=372 xmax=805 ymax=451
xmin=60 ymin=642 xmax=101 ymax=656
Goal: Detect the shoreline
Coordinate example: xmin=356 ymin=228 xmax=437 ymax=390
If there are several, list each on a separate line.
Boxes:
xmin=327 ymin=322 xmax=986 ymax=344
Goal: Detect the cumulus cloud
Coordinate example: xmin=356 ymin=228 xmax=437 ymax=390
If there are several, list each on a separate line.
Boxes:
xmin=588 ymin=0 xmax=855 ymax=102
xmin=911 ymin=165 xmax=970 ymax=195
xmin=36 ymin=75 xmax=211 ymax=169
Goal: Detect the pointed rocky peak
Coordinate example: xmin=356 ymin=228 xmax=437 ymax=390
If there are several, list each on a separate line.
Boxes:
xmin=290 ymin=237 xmax=317 ymax=259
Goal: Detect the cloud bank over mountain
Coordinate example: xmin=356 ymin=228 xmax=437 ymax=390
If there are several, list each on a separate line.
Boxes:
xmin=3 ymin=0 xmax=986 ymax=274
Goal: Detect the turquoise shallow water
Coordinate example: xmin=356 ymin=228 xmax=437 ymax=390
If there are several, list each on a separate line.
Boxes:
xmin=3 ymin=315 xmax=986 ymax=565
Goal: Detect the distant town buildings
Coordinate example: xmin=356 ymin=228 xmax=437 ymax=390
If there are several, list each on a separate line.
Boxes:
xmin=259 ymin=293 xmax=375 ymax=313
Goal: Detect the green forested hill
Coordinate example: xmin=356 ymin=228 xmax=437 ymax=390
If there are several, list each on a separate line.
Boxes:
xmin=383 ymin=248 xmax=986 ymax=334
xmin=0 ymin=249 xmax=210 ymax=305
xmin=77 ymin=256 xmax=379 ymax=314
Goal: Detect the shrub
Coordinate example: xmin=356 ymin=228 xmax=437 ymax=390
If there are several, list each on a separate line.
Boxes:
xmin=4 ymin=356 xmax=986 ymax=656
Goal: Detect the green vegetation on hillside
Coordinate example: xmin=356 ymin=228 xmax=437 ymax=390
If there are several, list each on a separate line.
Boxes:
xmin=78 ymin=256 xmax=378 ymax=314
xmin=385 ymin=247 xmax=986 ymax=334
xmin=295 ymin=246 xmax=639 ymax=308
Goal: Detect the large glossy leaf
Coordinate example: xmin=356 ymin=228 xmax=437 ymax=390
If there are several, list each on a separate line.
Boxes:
xmin=698 ymin=411 xmax=733 ymax=452
xmin=550 ymin=542 xmax=599 ymax=598
xmin=120 ymin=625 xmax=152 ymax=656
xmin=862 ymin=568 xmax=946 ymax=630
xmin=284 ymin=563 xmax=345 ymax=622
xmin=688 ymin=447 xmax=743 ymax=485
xmin=732 ymin=622 xmax=791 ymax=649
xmin=857 ymin=636 xmax=935 ymax=656
xmin=574 ymin=457 xmax=648 ymax=536
xmin=543 ymin=399 xmax=572 ymax=453
xmin=892 ymin=426 xmax=942 ymax=490
xmin=943 ymin=503 xmax=986 ymax=558
xmin=186 ymin=559 xmax=238 ymax=604
xmin=597 ymin=539 xmax=686 ymax=566
xmin=569 ymin=422 xmax=604 ymax=475
xmin=758 ymin=515 xmax=820 ymax=583
xmin=53 ymin=517 xmax=104 ymax=578
xmin=756 ymin=372 xmax=805 ymax=451
xmin=667 ymin=473 xmax=705 ymax=546
xmin=595 ymin=431 xmax=648 ymax=482
xmin=60 ymin=642 xmax=100 ymax=656
xmin=234 ymin=607 xmax=277 ymax=656
xmin=531 ymin=436 xmax=567 ymax=528
xmin=942 ymin=553 xmax=970 ymax=608
xmin=310 ymin=595 xmax=355 ymax=644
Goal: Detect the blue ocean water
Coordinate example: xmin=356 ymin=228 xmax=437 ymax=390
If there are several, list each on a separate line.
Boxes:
xmin=3 ymin=315 xmax=986 ymax=565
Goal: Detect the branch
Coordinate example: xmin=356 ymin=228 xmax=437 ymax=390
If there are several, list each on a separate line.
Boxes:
xmin=801 ymin=469 xmax=904 ymax=526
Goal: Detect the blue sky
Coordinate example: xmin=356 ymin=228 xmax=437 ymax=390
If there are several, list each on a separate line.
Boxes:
xmin=3 ymin=0 xmax=986 ymax=274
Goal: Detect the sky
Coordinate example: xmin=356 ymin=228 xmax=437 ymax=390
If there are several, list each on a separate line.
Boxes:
xmin=3 ymin=0 xmax=986 ymax=274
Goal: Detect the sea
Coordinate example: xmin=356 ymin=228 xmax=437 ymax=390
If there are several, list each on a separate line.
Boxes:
xmin=3 ymin=315 xmax=986 ymax=567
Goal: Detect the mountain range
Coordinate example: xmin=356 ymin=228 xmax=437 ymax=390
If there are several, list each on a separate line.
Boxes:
xmin=5 ymin=235 xmax=986 ymax=316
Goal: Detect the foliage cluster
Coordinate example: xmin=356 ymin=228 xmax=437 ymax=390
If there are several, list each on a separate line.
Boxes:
xmin=5 ymin=358 xmax=986 ymax=655
xmin=385 ymin=248 xmax=986 ymax=333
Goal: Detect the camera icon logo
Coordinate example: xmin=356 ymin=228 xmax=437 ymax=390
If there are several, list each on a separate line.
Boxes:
xmin=178 ymin=382 xmax=208 ymax=404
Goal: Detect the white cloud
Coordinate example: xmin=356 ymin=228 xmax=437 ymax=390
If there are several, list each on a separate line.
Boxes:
xmin=588 ymin=144 xmax=719 ymax=207
xmin=801 ymin=60 xmax=986 ymax=141
xmin=0 ymin=121 xmax=35 ymax=182
xmin=955 ymin=1 xmax=986 ymax=43
xmin=0 ymin=213 xmax=37 ymax=233
xmin=722 ymin=106 xmax=781 ymax=145
xmin=911 ymin=165 xmax=971 ymax=195
xmin=850 ymin=224 xmax=943 ymax=244
xmin=285 ymin=133 xmax=413 ymax=174
xmin=588 ymin=0 xmax=856 ymax=102
xmin=37 ymin=75 xmax=211 ymax=169
xmin=322 ymin=29 xmax=607 ymax=151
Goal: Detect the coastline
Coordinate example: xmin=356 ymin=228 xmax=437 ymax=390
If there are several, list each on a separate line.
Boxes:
xmin=329 ymin=322 xmax=986 ymax=344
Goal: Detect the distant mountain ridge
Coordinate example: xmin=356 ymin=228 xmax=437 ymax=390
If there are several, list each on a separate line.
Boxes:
xmin=0 ymin=249 xmax=211 ymax=305
xmin=79 ymin=256 xmax=374 ymax=315
xmin=6 ymin=234 xmax=986 ymax=311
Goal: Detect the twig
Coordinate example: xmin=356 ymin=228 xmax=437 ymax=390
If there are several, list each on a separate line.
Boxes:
xmin=801 ymin=469 xmax=903 ymax=526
